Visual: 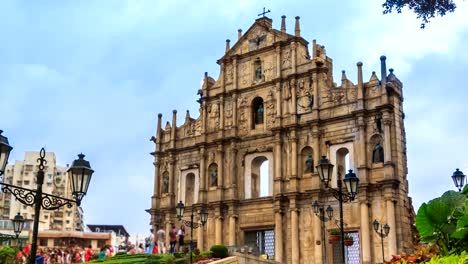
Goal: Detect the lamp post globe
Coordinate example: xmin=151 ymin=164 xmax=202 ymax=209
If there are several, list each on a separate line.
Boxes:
xmin=176 ymin=201 xmax=185 ymax=220
xmin=200 ymin=205 xmax=208 ymax=225
xmin=383 ymin=224 xmax=390 ymax=236
xmin=326 ymin=205 xmax=334 ymax=219
xmin=0 ymin=130 xmax=13 ymax=175
xmin=372 ymin=219 xmax=380 ymax=232
xmin=68 ymin=153 xmax=94 ymax=205
xmin=344 ymin=169 xmax=359 ymax=200
xmin=315 ymin=156 xmax=334 ymax=188
xmin=451 ymin=168 xmax=466 ymax=192
xmin=12 ymin=212 xmax=25 ymax=238
xmin=312 ymin=200 xmax=320 ymax=214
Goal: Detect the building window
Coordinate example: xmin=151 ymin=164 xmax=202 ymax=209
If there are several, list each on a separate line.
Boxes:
xmin=44 ymin=215 xmax=48 ymax=219
xmin=66 ymin=220 xmax=70 ymax=224
xmin=47 ymin=183 xmax=52 ymax=187
xmin=24 ymin=180 xmax=30 ymax=185
xmin=48 ymin=174 xmax=53 ymax=179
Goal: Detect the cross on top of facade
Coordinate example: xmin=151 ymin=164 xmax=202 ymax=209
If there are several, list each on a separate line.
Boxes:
xmin=258 ymin=7 xmax=271 ymax=17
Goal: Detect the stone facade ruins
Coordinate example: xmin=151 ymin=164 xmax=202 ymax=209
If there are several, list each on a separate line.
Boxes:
xmin=148 ymin=15 xmax=414 ymax=264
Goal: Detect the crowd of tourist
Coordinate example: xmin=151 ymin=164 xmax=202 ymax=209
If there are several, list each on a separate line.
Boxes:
xmin=11 ymin=224 xmax=188 ymax=263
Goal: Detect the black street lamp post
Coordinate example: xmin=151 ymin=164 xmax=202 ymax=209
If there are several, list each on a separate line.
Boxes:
xmin=373 ymin=220 xmax=390 ymax=263
xmin=0 ymin=130 xmax=94 ymax=264
xmin=315 ymin=156 xmax=359 ymax=264
xmin=312 ymin=201 xmax=333 ymax=264
xmin=451 ymin=168 xmax=466 ymax=192
xmin=176 ymin=201 xmax=208 ymax=264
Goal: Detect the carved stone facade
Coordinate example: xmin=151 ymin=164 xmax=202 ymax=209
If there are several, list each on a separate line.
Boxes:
xmin=148 ymin=16 xmax=414 ymax=264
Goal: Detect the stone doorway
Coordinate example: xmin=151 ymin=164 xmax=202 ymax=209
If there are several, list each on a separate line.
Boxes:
xmin=244 ymin=229 xmax=275 ymax=260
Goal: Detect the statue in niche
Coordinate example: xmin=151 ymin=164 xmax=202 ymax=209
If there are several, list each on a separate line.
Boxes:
xmin=211 ymin=168 xmax=218 ymax=187
xmin=372 ymin=143 xmax=384 ymax=163
xmin=256 ymin=103 xmax=264 ymax=124
xmin=163 ymin=175 xmax=169 ymax=193
xmin=305 ymin=155 xmax=314 ymax=173
xmin=266 ymin=90 xmax=276 ymax=127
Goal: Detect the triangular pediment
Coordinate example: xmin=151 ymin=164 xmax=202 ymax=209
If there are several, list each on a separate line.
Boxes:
xmin=221 ymin=17 xmax=294 ymax=60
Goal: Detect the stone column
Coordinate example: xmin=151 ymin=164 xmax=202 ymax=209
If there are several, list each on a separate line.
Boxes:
xmin=228 ymin=214 xmax=237 ymax=246
xmin=357 ymin=117 xmax=368 ymax=183
xmin=290 ymin=207 xmax=300 ymax=263
xmin=312 ymin=209 xmax=323 ymax=264
xmin=230 ymin=143 xmax=238 ymax=199
xmin=290 ymin=130 xmax=298 ymax=191
xmin=312 ymin=73 xmax=319 ymax=111
xmin=275 ymin=82 xmax=282 ymax=119
xmin=215 ymin=215 xmax=222 ymax=245
xmin=360 ymin=201 xmax=371 ymax=264
xmin=168 ymin=156 xmax=175 ymax=194
xmin=199 ymin=147 xmax=206 ymax=203
xmin=219 ymin=97 xmax=224 ymax=130
xmin=233 ymin=58 xmax=238 ymax=90
xmin=152 ymin=161 xmax=160 ymax=208
xmin=274 ymin=133 xmax=283 ymax=194
xmin=386 ymin=199 xmax=397 ymax=257
xmin=312 ymin=129 xmax=320 ymax=172
xmin=197 ymin=220 xmax=204 ymax=250
xmin=232 ymin=94 xmax=238 ymax=128
xmin=216 ymin=145 xmax=224 ymax=189
xmin=383 ymin=118 xmax=392 ymax=163
xmin=291 ymin=42 xmax=297 ymax=74
xmin=357 ymin=62 xmax=364 ymax=109
xmin=274 ymin=209 xmax=283 ymax=262
xmin=165 ymin=216 xmax=171 ymax=249
xmin=171 ymin=110 xmax=177 ymax=149
xmin=291 ymin=79 xmax=297 ymax=116
xmin=276 ymin=45 xmax=281 ymax=78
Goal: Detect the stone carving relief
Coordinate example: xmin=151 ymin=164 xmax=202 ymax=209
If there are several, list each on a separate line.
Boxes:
xmin=184 ymin=122 xmax=195 ymax=137
xmin=266 ymin=90 xmax=276 ymax=128
xmin=225 ymin=64 xmax=233 ymax=83
xmin=282 ymin=48 xmax=291 ymax=68
xmin=239 ymin=62 xmax=250 ymax=86
xmin=297 ymin=78 xmax=313 ymax=114
xmin=237 ymin=96 xmax=248 ymax=134
xmin=262 ymin=56 xmax=275 ymax=81
xmin=208 ymin=103 xmax=220 ymax=131
xmin=225 ymin=100 xmax=233 ymax=128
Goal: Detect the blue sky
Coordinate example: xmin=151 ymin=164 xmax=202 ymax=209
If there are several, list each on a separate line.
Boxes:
xmin=1 ymin=0 xmax=467 ymax=235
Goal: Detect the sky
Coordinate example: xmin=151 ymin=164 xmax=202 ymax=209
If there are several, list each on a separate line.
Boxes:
xmin=1 ymin=0 xmax=467 ymax=236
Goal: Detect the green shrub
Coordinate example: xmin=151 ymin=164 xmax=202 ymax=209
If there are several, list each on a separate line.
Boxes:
xmin=329 ymin=230 xmax=340 ymax=235
xmin=209 ymin=245 xmax=228 ymax=258
xmin=173 ymin=252 xmax=184 ymax=258
xmin=200 ymin=250 xmax=213 ymax=258
xmin=0 ymin=246 xmax=18 ymax=264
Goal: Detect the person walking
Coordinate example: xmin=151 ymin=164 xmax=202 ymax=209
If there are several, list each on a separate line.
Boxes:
xmin=84 ymin=245 xmax=93 ymax=262
xmin=177 ymin=225 xmax=185 ymax=251
xmin=156 ymin=226 xmax=166 ymax=254
xmin=169 ymin=224 xmax=177 ymax=253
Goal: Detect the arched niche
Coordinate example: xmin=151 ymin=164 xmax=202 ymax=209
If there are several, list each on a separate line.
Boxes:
xmin=208 ymin=163 xmax=218 ymax=187
xmin=251 ymin=97 xmax=264 ymax=129
xmin=299 ymin=146 xmax=314 ymax=176
xmin=178 ymin=168 xmax=199 ymax=206
xmin=244 ymin=152 xmax=274 ymax=199
xmin=329 ymin=142 xmax=355 ymax=189
xmin=369 ymin=134 xmax=384 ymax=164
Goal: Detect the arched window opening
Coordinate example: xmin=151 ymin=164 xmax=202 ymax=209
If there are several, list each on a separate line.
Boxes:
xmin=208 ymin=163 xmax=218 ymax=187
xmin=336 ymin=148 xmax=350 ymax=179
xmin=252 ymin=97 xmax=264 ymax=128
xmin=162 ymin=171 xmax=169 ymax=194
xmin=251 ymin=156 xmax=270 ymax=198
xmin=185 ymin=173 xmax=195 ymax=206
xmin=300 ymin=146 xmax=314 ymax=175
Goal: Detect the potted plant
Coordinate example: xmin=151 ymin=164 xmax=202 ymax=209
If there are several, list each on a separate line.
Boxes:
xmin=344 ymin=234 xmax=354 ymax=246
xmin=328 ymin=230 xmax=341 ymax=244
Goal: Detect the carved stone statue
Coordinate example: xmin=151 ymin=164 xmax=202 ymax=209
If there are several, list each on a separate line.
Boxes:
xmin=211 ymin=168 xmax=218 ymax=187
xmin=255 ymin=103 xmax=264 ymax=124
xmin=372 ymin=143 xmax=384 ymax=163
xmin=305 ymin=155 xmax=313 ymax=173
xmin=163 ymin=175 xmax=169 ymax=193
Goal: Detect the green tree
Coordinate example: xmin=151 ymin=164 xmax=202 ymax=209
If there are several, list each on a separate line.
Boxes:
xmin=382 ymin=0 xmax=457 ymax=28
